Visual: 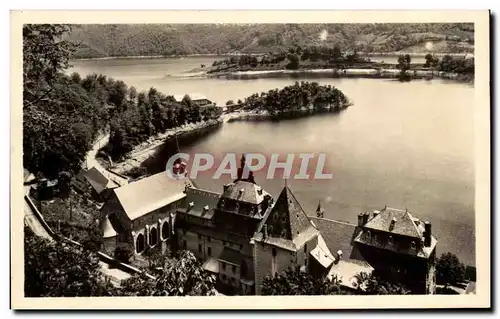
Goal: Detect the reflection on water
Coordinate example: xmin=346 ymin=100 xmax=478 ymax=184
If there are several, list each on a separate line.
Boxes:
xmin=69 ymin=57 xmax=475 ymax=266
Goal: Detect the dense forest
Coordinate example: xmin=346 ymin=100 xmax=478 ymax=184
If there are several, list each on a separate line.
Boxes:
xmin=235 ymin=81 xmax=351 ymax=117
xmin=23 ymin=24 xmax=221 ymax=182
xmin=67 ymin=23 xmax=474 ymax=59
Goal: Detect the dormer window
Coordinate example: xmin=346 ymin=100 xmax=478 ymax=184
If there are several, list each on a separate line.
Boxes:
xmin=388 ymin=235 xmax=394 ymax=245
xmin=220 ymin=199 xmax=225 ymax=208
xmin=203 ymin=205 xmax=209 ymax=212
xmin=366 ymin=230 xmax=372 ymax=239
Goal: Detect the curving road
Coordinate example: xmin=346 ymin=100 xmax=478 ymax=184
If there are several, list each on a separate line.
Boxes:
xmin=85 ymin=134 xmax=129 ymax=187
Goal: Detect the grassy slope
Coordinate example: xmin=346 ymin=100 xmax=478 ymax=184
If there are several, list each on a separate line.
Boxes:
xmin=67 ymin=23 xmax=474 ymax=59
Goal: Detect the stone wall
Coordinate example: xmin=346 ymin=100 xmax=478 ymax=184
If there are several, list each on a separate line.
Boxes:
xmin=253 ymin=241 xmax=295 ymax=295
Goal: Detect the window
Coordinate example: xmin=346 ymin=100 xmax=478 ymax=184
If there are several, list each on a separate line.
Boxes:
xmin=161 ymin=222 xmax=169 ymax=240
xmin=136 ymin=233 xmax=145 ymax=254
xmin=232 ymin=265 xmax=236 ymax=274
xmin=366 ymin=231 xmax=372 ymax=239
xmin=222 ymin=263 xmax=226 ymax=271
xmin=183 ymin=240 xmax=187 ymax=249
xmin=388 ymin=236 xmax=394 ymax=245
xmin=198 ymin=234 xmax=202 ymax=240
xmin=272 ymin=248 xmax=277 ymax=257
xmin=304 ymin=243 xmax=308 ymax=254
xmin=198 ymin=244 xmax=202 ymax=253
xmin=208 ymin=247 xmax=212 ymax=256
xmin=410 ymin=241 xmax=416 ymax=249
xmin=149 ymin=227 xmax=158 ymax=247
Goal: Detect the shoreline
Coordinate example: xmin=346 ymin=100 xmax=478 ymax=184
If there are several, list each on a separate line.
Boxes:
xmin=110 ymin=119 xmax=223 ymax=175
xmin=207 ymin=68 xmax=471 ymax=83
xmin=70 ymin=51 xmax=474 ymax=62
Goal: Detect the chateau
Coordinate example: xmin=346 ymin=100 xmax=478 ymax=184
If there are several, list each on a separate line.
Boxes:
xmin=100 ymin=158 xmax=437 ymax=295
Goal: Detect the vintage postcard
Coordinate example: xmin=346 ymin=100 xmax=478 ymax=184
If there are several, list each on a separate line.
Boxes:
xmin=11 ymin=10 xmax=491 ymax=309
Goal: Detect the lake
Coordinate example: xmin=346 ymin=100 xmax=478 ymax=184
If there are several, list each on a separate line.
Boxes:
xmin=69 ymin=57 xmax=475 ymax=266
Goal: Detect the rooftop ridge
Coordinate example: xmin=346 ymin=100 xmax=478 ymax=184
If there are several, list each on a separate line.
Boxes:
xmin=307 ymin=215 xmax=357 ymax=227
xmin=383 ymin=206 xmax=407 ymax=212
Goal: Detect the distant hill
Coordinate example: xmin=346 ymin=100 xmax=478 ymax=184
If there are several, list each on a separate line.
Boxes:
xmin=66 ymin=23 xmax=474 ymax=59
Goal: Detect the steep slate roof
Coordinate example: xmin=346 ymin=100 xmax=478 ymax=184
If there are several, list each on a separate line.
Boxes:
xmin=353 ymin=207 xmax=437 ymax=259
xmin=113 ymin=171 xmax=193 ymax=221
xmin=309 ymin=217 xmax=360 ymax=259
xmin=363 ymin=207 xmax=423 ymax=238
xmin=254 ymin=186 xmax=316 ymax=249
xmin=177 ymin=187 xmax=221 ymax=220
xmin=221 ymin=181 xmax=269 ymax=205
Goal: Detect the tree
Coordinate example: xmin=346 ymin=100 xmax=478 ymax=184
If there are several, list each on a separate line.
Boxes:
xmin=354 ymin=271 xmax=411 ymax=295
xmin=397 ymin=54 xmax=412 ymax=81
xmin=261 ymin=266 xmax=345 ymax=295
xmin=24 ymin=233 xmax=117 ymax=297
xmin=23 ymin=25 xmax=99 ymax=179
xmin=225 ymin=100 xmax=234 ymax=106
xmin=436 ymin=252 xmax=466 ymax=287
xmin=424 ymin=53 xmax=433 ymax=67
xmin=332 ymin=45 xmax=342 ymax=61
xmin=120 ymin=250 xmax=216 ymax=296
xmin=286 ymin=53 xmax=300 ymax=70
xmin=23 ymin=24 xmax=76 ymax=104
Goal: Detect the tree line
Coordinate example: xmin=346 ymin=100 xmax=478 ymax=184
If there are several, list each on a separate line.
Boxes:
xmin=211 ymin=45 xmax=371 ymax=73
xmin=261 ymin=252 xmax=469 ymax=295
xmin=23 ymin=24 xmax=222 ymax=183
xmin=235 ymin=81 xmax=350 ymax=117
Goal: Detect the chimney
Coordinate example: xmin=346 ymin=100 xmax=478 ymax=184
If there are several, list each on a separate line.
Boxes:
xmin=239 ymin=188 xmax=245 ymax=196
xmin=424 ymin=221 xmax=432 ymax=247
xmin=389 ymin=217 xmax=397 ymax=231
xmin=257 ymin=187 xmax=263 ymax=196
xmin=362 ymin=212 xmax=370 ymax=224
xmin=336 ymin=250 xmax=343 ymax=261
xmin=357 ymin=213 xmax=364 ymax=226
xmin=203 ymin=205 xmax=209 ymax=212
xmin=373 ymin=210 xmax=379 ymax=218
xmin=187 ymin=201 xmax=194 ymax=212
xmin=263 ymin=224 xmax=268 ymax=239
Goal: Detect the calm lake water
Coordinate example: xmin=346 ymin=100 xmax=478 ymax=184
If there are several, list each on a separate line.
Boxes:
xmin=69 ymin=57 xmax=475 ymax=266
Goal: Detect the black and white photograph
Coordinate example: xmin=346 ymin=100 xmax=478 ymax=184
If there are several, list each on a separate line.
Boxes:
xmin=11 ymin=10 xmax=490 ymax=309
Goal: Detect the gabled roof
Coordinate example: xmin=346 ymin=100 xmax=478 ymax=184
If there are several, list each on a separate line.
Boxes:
xmin=363 ymin=207 xmax=423 ymax=238
xmin=113 ymin=171 xmax=192 ymax=221
xmin=221 ymin=181 xmax=269 ymax=205
xmin=256 ymin=186 xmax=315 ymax=243
xmin=85 ymin=167 xmax=112 ymax=194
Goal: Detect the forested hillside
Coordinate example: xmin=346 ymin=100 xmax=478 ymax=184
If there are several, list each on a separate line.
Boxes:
xmin=67 ymin=23 xmax=474 ymax=59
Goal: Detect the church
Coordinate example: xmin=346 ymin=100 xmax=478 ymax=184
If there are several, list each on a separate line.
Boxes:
xmin=99 ymin=155 xmax=437 ymax=295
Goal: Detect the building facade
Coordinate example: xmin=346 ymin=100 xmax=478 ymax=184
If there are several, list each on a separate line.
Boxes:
xmin=100 ymin=167 xmax=437 ymax=295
